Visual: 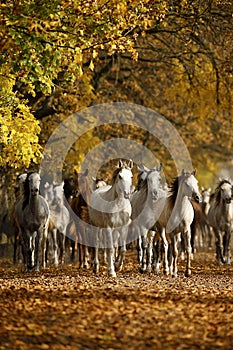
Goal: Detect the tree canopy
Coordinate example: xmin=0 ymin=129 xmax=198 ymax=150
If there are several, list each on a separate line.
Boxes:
xmin=0 ymin=0 xmax=233 ymax=185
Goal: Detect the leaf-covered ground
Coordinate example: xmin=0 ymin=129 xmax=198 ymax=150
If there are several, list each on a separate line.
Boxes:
xmin=0 ymin=249 xmax=233 ymax=350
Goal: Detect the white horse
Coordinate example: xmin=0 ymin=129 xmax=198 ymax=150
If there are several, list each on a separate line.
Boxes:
xmin=130 ymin=164 xmax=164 ymax=273
xmin=89 ymin=160 xmax=133 ymax=277
xmin=207 ymin=179 xmax=233 ymax=265
xmin=200 ymin=187 xmax=213 ymax=249
xmin=15 ymin=172 xmax=50 ymax=272
xmin=155 ymin=170 xmax=201 ymax=277
xmin=45 ymin=182 xmax=70 ymax=265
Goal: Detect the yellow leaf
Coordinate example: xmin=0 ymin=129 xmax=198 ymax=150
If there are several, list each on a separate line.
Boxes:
xmin=89 ymin=60 xmax=94 ymax=71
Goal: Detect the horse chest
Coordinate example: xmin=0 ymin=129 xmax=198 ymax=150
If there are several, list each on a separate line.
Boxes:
xmin=109 ymin=210 xmax=130 ymax=227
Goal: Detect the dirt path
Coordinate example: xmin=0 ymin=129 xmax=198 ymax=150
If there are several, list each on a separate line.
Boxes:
xmin=0 ymin=250 xmax=233 ymax=349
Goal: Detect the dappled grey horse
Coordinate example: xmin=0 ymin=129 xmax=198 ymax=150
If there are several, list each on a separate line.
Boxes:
xmin=207 ymin=179 xmax=233 ymax=265
xmin=45 ymin=182 xmax=70 ymax=265
xmin=89 ymin=160 xmax=133 ymax=277
xmin=130 ymin=164 xmax=164 ymax=273
xmin=15 ymin=172 xmax=50 ymax=271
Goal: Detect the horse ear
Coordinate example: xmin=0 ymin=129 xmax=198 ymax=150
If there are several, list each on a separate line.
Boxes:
xmin=83 ymin=169 xmax=88 ymax=176
xmin=92 ymin=176 xmax=96 ymax=182
xmin=192 ymin=169 xmax=196 ymax=176
xmin=74 ymin=169 xmax=78 ymax=176
xmin=128 ymin=159 xmax=133 ymax=169
xmin=137 ymin=164 xmax=145 ymax=172
xmin=18 ymin=173 xmax=27 ymax=183
xmin=118 ymin=160 xmax=123 ymax=168
xmin=158 ymin=163 xmax=162 ymax=172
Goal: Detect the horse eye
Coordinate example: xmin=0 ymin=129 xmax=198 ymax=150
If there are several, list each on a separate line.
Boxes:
xmin=119 ymin=174 xmax=122 ymax=180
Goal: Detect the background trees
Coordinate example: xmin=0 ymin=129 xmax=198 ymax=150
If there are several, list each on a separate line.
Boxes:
xmin=0 ymin=0 xmax=233 ymax=184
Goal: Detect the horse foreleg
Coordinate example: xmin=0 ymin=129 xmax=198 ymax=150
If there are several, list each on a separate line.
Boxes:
xmin=170 ymin=232 xmax=179 ymax=278
xmin=115 ymin=228 xmax=127 ymax=272
xmin=42 ymin=228 xmax=48 ymax=269
xmin=139 ymin=229 xmax=148 ymax=273
xmin=214 ymin=228 xmax=225 ymax=264
xmin=224 ymin=229 xmax=232 ymax=265
xmin=146 ymin=230 xmax=155 ymax=273
xmin=160 ymin=228 xmax=169 ymax=275
xmin=60 ymin=231 xmax=66 ymax=264
xmin=83 ymin=245 xmax=90 ymax=269
xmin=92 ymin=228 xmax=99 ymax=274
xmin=105 ymin=228 xmax=116 ymax=277
xmin=183 ymin=228 xmax=192 ymax=277
xmin=34 ymin=230 xmax=42 ymax=272
xmin=52 ymin=229 xmax=59 ymax=266
xmin=21 ymin=228 xmax=29 ymax=271
xmin=152 ymin=236 xmax=161 ymax=273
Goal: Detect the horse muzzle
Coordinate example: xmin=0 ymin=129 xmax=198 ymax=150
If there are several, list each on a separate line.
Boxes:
xmin=225 ymin=197 xmax=231 ymax=204
xmin=151 ymin=191 xmax=158 ymax=201
xmin=124 ymin=191 xmax=130 ymax=199
xmin=193 ymin=192 xmax=202 ymax=203
xmin=31 ymin=188 xmax=39 ymax=196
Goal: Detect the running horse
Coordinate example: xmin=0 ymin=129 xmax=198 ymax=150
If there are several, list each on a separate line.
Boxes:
xmin=155 ymin=170 xmax=201 ymax=277
xmin=44 ymin=182 xmax=70 ymax=265
xmin=207 ymin=179 xmax=233 ymax=265
xmin=89 ymin=160 xmax=133 ymax=277
xmin=14 ymin=172 xmax=50 ymax=272
xmin=130 ymin=163 xmax=164 ymax=273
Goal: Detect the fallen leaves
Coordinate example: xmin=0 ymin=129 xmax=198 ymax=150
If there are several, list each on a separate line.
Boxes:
xmin=0 ymin=250 xmax=233 ymax=349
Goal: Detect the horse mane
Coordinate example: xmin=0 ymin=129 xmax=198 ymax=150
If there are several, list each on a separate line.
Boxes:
xmin=168 ymin=171 xmax=192 ymax=207
xmin=214 ymin=179 xmax=232 ymax=205
xmin=168 ymin=176 xmax=179 ymax=207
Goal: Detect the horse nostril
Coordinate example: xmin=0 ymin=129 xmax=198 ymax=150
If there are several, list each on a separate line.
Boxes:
xmin=152 ymin=191 xmax=158 ymax=199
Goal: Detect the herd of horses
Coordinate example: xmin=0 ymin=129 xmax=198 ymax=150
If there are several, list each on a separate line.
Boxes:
xmin=12 ymin=160 xmax=233 ymax=278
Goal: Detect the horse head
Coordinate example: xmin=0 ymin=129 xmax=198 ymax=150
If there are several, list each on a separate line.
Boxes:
xmin=114 ymin=160 xmax=133 ymax=199
xmin=137 ymin=163 xmax=162 ymax=200
xmin=180 ymin=170 xmax=201 ymax=203
xmin=52 ymin=183 xmax=64 ymax=206
xmin=28 ymin=173 xmax=41 ymax=196
xmin=217 ymin=180 xmax=232 ymax=204
xmin=201 ymin=187 xmax=211 ymax=204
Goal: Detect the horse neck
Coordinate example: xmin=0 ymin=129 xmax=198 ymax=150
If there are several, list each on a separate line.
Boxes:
xmin=106 ymin=182 xmax=124 ymax=202
xmin=219 ymin=195 xmax=231 ymax=215
xmin=141 ymin=184 xmax=148 ymax=200
xmin=169 ymin=182 xmax=191 ymax=221
xmin=132 ymin=185 xmax=148 ymax=210
xmin=29 ymin=192 xmax=40 ymax=214
xmin=202 ymin=202 xmax=209 ymax=214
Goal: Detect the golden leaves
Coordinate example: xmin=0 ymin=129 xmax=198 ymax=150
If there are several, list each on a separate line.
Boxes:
xmin=0 ymin=251 xmax=233 ymax=349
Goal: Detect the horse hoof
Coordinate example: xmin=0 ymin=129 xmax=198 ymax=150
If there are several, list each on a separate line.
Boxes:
xmin=115 ymin=263 xmax=122 ymax=272
xmin=84 ymin=263 xmax=90 ymax=269
xmin=93 ymin=265 xmax=99 ymax=274
xmin=146 ymin=266 xmax=152 ymax=273
xmin=139 ymin=267 xmax=146 ymax=274
xmin=109 ymin=271 xmax=117 ymax=278
xmin=172 ymin=273 xmax=178 ymax=278
xmin=185 ymin=270 xmax=191 ymax=277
